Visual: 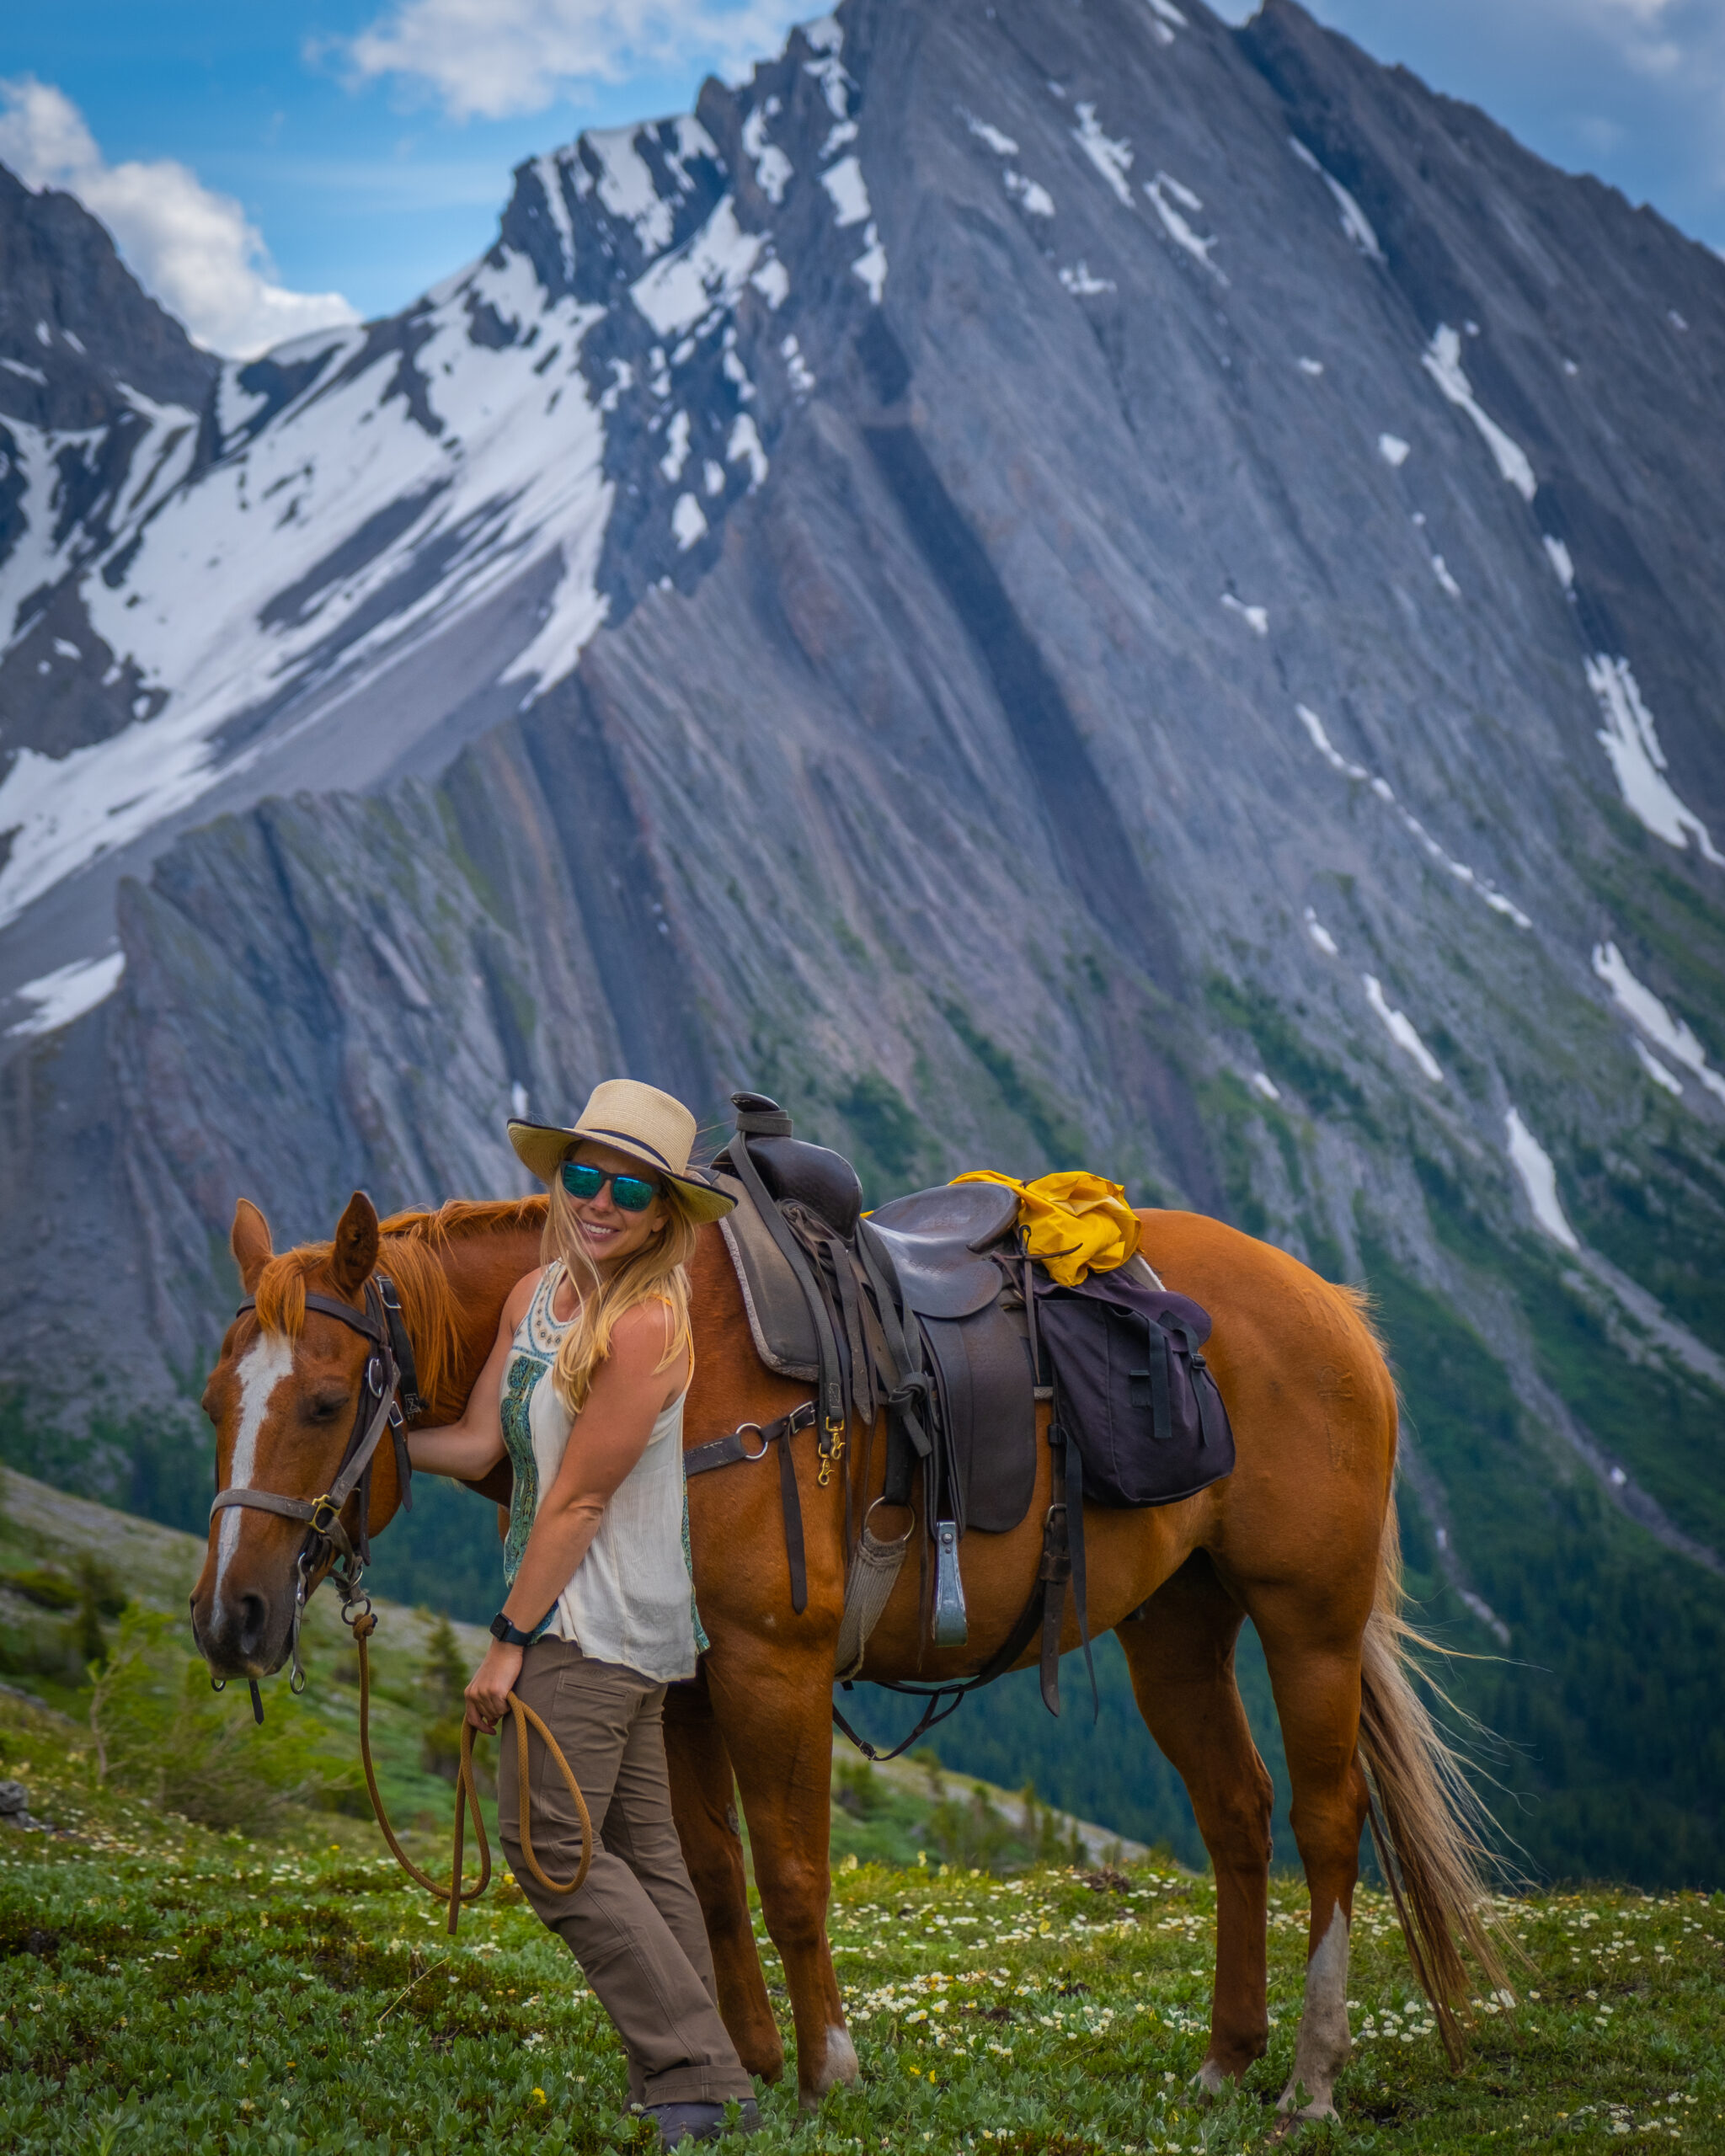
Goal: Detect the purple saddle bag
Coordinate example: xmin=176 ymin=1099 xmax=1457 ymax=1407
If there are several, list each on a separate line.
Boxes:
xmin=1031 ymin=1269 xmax=1236 ymax=1508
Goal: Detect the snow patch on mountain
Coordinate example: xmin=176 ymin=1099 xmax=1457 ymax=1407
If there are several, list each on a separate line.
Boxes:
xmin=1594 ymin=941 xmax=1725 ymax=1103
xmin=633 ymin=197 xmax=766 ymax=334
xmin=821 ymin=155 xmax=872 ymax=228
xmin=1293 ymin=704 xmax=1532 ymax=927
xmin=7 ymin=951 xmax=125 ymax=1037
xmin=1363 ymin=974 xmax=1444 ymax=1083
xmin=1146 ymin=173 xmax=1225 ymax=280
xmin=968 ymin=118 xmax=1019 ymax=157
xmin=1288 ymin=137 xmax=1384 ymax=262
xmin=1071 ymin=104 xmax=1135 ymax=207
xmin=1006 ymin=172 xmax=1055 ymax=217
xmin=1422 ymin=324 xmax=1536 ymax=500
xmin=742 ymin=101 xmax=793 ymax=205
xmin=1632 ymin=1038 xmax=1686 ymax=1097
xmin=1585 ymin=654 xmax=1724 ymax=863
xmin=1505 ymin=1108 xmax=1579 ymax=1250
xmin=0 ymin=252 xmax=628 ymax=926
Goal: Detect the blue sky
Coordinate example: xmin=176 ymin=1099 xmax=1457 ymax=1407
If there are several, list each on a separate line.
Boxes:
xmin=2 ymin=0 xmax=1722 ymax=353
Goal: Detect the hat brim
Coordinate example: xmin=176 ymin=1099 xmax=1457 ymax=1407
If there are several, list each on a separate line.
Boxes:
xmin=506 ymin=1119 xmax=735 ymax=1224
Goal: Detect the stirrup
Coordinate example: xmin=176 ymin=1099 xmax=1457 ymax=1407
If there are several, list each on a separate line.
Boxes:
xmin=932 ymin=1519 xmax=969 ymax=1647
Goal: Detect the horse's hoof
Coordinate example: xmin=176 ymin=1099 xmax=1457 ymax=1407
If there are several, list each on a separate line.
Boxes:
xmin=803 ymin=2025 xmax=859 ymax=2104
xmin=1192 ymin=2058 xmax=1231 ymax=2101
xmin=1271 ymin=2093 xmax=1339 ymax=2135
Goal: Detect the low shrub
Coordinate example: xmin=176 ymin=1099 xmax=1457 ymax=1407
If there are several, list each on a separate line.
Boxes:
xmin=87 ymin=1605 xmax=357 ymax=1834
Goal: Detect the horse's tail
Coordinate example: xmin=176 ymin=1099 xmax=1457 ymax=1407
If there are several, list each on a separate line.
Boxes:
xmin=1356 ymin=1494 xmax=1515 ymax=2063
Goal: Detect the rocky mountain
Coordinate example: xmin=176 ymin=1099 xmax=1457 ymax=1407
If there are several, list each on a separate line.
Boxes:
xmin=2 ymin=0 xmax=1722 ymax=1882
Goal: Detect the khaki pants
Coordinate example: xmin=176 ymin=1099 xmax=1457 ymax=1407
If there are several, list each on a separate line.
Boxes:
xmin=496 ymin=1637 xmax=755 ymax=2110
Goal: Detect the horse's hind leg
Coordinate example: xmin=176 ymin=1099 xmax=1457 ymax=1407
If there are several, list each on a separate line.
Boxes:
xmin=1252 ymin=1590 xmax=1373 ymax=2123
xmin=662 ymin=1668 xmax=785 ymax=2083
xmin=1114 ymin=1555 xmax=1274 ymax=2091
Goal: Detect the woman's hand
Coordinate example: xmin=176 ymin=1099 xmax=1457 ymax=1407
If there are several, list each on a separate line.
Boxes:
xmin=464 ymin=1640 xmax=523 ymax=1732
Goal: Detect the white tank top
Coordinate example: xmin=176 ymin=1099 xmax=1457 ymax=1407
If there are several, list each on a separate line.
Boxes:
xmin=499 ymin=1264 xmax=707 ymax=1684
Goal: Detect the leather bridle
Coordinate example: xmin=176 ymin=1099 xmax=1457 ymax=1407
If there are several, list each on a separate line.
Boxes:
xmin=210 ymin=1273 xmax=421 ymax=1698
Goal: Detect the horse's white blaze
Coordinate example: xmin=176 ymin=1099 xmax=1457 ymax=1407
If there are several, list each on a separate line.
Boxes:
xmin=1278 ymin=1899 xmax=1350 ymax=2118
xmin=214 ymin=1333 xmax=296 ymax=1616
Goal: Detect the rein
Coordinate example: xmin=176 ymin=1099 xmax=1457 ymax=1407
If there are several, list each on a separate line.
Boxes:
xmin=210 ymin=1273 xmax=592 ymax=1927
xmin=349 ymin=1604 xmax=591 ymax=1935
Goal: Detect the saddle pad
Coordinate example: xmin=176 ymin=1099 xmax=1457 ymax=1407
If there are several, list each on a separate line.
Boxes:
xmin=713 ymin=1170 xmax=820 ymax=1381
xmin=921 ymin=1302 xmax=1038 ymax=1534
xmin=862 ymin=1180 xmax=1022 ymax=1320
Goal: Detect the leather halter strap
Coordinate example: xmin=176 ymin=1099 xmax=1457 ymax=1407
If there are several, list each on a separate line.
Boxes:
xmin=210 ymin=1277 xmax=413 ymax=1572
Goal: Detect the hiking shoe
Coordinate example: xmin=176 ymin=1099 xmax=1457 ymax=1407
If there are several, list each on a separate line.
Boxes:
xmin=646 ymin=2098 xmax=761 ymax=2146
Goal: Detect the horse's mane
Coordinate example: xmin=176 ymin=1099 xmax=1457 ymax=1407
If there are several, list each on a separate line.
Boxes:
xmin=252 ymin=1196 xmax=548 ymax=1406
xmin=1333 ymin=1278 xmax=1387 ymax=1357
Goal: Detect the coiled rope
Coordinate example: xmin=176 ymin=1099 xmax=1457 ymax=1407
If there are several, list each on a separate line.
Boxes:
xmin=349 ymin=1608 xmax=592 ymax=1934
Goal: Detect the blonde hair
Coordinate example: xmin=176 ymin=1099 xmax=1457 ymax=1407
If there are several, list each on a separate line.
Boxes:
xmin=541 ymin=1167 xmax=698 ymax=1413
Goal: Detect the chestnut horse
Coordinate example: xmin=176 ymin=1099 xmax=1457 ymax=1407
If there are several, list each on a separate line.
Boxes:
xmin=192 ymin=1187 xmax=1503 ymax=2123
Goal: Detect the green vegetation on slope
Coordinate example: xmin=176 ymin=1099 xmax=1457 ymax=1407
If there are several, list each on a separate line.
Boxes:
xmin=0 ymin=1465 xmax=488 ymax=1842
xmin=1357 ymin=1242 xmax=1725 ymax=1891
xmin=834 ymin=1630 xmax=1293 ymax=1881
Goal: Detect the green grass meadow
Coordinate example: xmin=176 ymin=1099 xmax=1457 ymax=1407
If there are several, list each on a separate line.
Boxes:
xmin=3 ymin=1679 xmax=1723 ymax=2156
xmin=3 ymin=1468 xmax=1724 ymax=2152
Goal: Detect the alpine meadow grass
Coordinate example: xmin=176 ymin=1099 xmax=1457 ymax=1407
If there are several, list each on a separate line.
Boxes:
xmin=2 ymin=1686 xmax=1722 ymax=2155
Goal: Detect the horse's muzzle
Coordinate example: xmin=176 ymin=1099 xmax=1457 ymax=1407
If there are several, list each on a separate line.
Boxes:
xmin=190 ymin=1582 xmax=292 ymax=1682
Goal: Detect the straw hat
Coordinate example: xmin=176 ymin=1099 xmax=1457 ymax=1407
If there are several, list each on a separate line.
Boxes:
xmin=507 ymin=1079 xmax=734 ymax=1225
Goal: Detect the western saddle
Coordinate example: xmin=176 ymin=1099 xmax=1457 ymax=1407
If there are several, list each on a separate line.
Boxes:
xmin=690 ymin=1091 xmax=1176 ymax=1757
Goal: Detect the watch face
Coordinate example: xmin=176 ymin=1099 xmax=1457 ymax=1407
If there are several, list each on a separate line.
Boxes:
xmin=489 ymin=1613 xmax=510 ymax=1641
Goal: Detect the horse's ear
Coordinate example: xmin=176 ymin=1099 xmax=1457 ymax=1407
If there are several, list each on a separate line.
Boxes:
xmin=331 ymin=1191 xmax=380 ymax=1298
xmin=232 ymin=1198 xmax=274 ymax=1294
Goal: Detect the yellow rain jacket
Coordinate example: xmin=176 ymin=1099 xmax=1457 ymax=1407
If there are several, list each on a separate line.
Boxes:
xmin=950 ymin=1169 xmax=1141 ymax=1286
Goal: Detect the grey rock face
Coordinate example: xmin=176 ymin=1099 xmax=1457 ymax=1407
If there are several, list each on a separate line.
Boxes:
xmin=1 ymin=0 xmax=1722 ymax=1879
xmin=0 ymin=166 xmax=218 ymax=776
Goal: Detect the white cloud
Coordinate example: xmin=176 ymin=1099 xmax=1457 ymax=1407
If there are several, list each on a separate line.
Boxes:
xmin=0 ymin=77 xmax=358 ymax=358
xmin=329 ymin=0 xmax=808 ymax=123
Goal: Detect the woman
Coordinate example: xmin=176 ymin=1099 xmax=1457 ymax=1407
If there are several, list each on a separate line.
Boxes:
xmin=409 ymin=1079 xmax=760 ymax=2148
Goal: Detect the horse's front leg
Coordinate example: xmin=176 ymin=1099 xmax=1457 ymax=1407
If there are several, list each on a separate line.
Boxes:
xmin=663 ymin=1668 xmax=785 ymax=2084
xmin=704 ymin=1635 xmax=855 ymax=2110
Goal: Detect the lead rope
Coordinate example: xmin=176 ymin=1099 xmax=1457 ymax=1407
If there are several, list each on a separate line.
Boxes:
xmin=346 ymin=1604 xmax=593 ymax=1934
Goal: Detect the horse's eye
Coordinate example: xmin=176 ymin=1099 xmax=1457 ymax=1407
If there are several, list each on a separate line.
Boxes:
xmin=305 ymin=1392 xmax=349 ymax=1424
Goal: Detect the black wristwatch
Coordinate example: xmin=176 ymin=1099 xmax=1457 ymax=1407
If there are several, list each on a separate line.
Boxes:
xmin=489 ymin=1612 xmax=537 ymax=1648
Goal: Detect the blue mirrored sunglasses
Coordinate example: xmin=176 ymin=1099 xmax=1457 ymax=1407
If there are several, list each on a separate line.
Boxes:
xmin=561 ymin=1161 xmax=660 ymax=1212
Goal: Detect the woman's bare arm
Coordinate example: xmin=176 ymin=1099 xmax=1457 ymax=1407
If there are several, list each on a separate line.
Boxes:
xmin=406 ymin=1269 xmax=542 ymax=1481
xmin=466 ymin=1303 xmax=687 ymax=1727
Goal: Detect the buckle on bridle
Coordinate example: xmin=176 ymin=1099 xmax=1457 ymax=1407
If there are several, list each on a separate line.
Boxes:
xmin=309 ymin=1492 xmax=344 ymax=1537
